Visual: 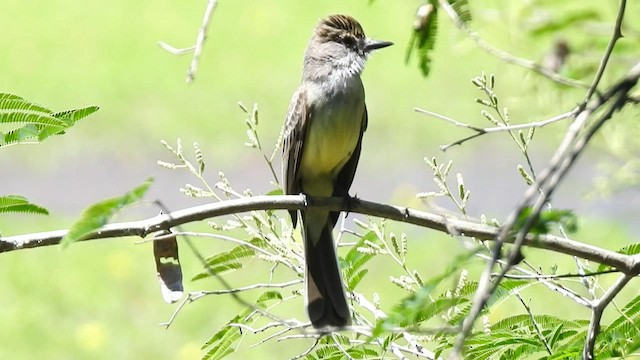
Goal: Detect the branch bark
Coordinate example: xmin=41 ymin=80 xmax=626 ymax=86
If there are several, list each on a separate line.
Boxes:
xmin=583 ymin=274 xmax=632 ymax=359
xmin=1 ymin=195 xmax=638 ymax=273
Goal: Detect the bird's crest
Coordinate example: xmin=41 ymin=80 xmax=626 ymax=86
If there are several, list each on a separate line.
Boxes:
xmin=315 ymin=14 xmax=365 ymax=42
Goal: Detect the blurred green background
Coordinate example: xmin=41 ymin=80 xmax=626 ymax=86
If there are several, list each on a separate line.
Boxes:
xmin=1 ymin=0 xmax=638 ymax=359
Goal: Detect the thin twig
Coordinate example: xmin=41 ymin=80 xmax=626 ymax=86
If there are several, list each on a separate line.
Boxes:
xmin=584 ymin=0 xmax=627 ymax=101
xmin=497 ymin=269 xmax=620 ymax=280
xmin=249 ymin=321 xmax=309 ymax=347
xmin=289 ymin=338 xmax=321 ymax=360
xmin=158 ymin=0 xmax=219 ymax=83
xmin=516 ymin=293 xmax=553 ymax=355
xmin=159 ymin=291 xmax=193 ymax=328
xmin=199 ymin=279 xmax=303 ymax=295
xmin=476 ymin=253 xmax=592 ymax=308
xmin=331 ymin=333 xmax=354 ymax=360
xmin=415 ymin=107 xmax=579 ymax=150
xmin=440 ymin=132 xmax=484 ymax=151
xmin=229 ymin=322 xmax=287 ymax=335
xmin=416 ymin=107 xmax=577 ymax=134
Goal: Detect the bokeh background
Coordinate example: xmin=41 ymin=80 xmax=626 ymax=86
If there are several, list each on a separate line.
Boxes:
xmin=2 ymin=0 xmax=638 ymax=359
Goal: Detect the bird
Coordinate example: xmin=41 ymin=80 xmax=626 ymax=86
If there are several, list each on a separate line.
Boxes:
xmin=282 ymin=14 xmax=392 ymax=328
xmin=542 ymin=39 xmax=570 ymax=74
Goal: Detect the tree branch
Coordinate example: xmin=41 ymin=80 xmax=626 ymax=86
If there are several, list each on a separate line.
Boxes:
xmin=1 ymin=195 xmax=637 ymax=273
xmin=452 ymin=56 xmax=640 ymax=358
xmin=584 ymin=0 xmax=627 ymax=101
xmin=583 ymin=274 xmax=632 ymax=359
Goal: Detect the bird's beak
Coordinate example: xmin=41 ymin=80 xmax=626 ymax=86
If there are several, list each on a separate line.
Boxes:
xmin=364 ymin=39 xmax=393 ymax=52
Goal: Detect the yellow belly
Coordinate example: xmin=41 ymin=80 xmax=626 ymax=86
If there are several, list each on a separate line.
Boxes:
xmin=299 ymin=100 xmax=364 ymax=196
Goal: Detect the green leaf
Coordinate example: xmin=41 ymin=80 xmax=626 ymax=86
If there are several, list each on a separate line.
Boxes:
xmin=547 ymin=323 xmax=565 ymax=348
xmin=373 ymin=248 xmax=479 ymax=336
xmin=465 ymin=332 xmax=543 ymax=359
xmin=547 ymin=348 xmax=582 ymax=359
xmin=35 ymin=106 xmax=99 ymax=142
xmin=373 ymin=291 xmax=432 ymax=334
xmin=53 ymin=106 xmax=99 ymax=124
xmin=348 ymin=269 xmax=369 ymax=290
xmin=0 ymin=93 xmax=98 ymax=146
xmin=201 ymin=292 xmax=283 ymax=360
xmin=529 ymin=10 xmax=599 ymax=37
xmin=254 ymin=291 xmax=284 ymax=310
xmin=450 ymin=0 xmax=471 ymax=23
xmin=405 ymin=1 xmax=439 ymax=77
xmin=344 ymin=230 xmax=379 ymax=289
xmin=0 ymin=96 xmax=52 ymax=113
xmin=192 ymin=238 xmax=266 ymax=281
xmin=201 ymin=314 xmax=246 ymax=360
xmin=61 ymin=178 xmax=153 ymax=247
xmin=0 ymin=195 xmax=49 ymax=215
xmin=514 ymin=207 xmax=578 ymax=236
xmin=1 ymin=125 xmax=41 ymax=145
xmin=602 ymin=295 xmax=640 ymax=336
xmin=0 ymin=111 xmax=66 ymax=129
xmin=312 ymin=335 xmax=355 ymax=359
xmin=491 ymin=314 xmax=587 ymax=333
xmin=191 ymin=263 xmax=243 ymax=281
xmin=265 ymin=188 xmax=283 ymax=196
xmin=489 ymin=279 xmax=529 ymax=307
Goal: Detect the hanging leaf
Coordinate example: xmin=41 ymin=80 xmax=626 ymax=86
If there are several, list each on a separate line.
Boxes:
xmin=154 ymin=230 xmax=183 ymax=303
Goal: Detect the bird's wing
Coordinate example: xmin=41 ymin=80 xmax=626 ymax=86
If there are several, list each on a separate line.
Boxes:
xmin=282 ymin=88 xmax=311 ymax=228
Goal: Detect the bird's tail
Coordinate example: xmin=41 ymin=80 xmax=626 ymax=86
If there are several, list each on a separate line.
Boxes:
xmin=302 ymin=209 xmax=351 ymax=328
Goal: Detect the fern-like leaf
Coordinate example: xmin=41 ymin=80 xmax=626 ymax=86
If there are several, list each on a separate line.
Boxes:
xmin=36 ymin=106 xmax=99 ymax=142
xmin=373 ymin=247 xmax=477 ymax=335
xmin=600 ymin=295 xmax=640 ymax=342
xmin=0 ymin=96 xmax=52 ymax=113
xmin=0 ymin=93 xmax=98 ymax=146
xmin=0 ymin=195 xmax=49 ymax=215
xmin=405 ymin=2 xmax=439 ymax=77
xmin=192 ymin=237 xmax=266 ymax=281
xmin=201 ymin=291 xmax=283 ymax=360
xmin=344 ymin=230 xmax=379 ymax=289
xmin=450 ymin=0 xmax=472 ymax=23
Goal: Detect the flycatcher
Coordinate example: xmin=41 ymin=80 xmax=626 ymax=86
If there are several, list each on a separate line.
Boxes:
xmin=282 ymin=14 xmax=392 ymax=328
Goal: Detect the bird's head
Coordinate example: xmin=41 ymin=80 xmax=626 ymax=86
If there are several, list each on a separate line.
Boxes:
xmin=314 ymin=15 xmax=393 ymax=56
xmin=304 ymin=15 xmax=393 ymax=78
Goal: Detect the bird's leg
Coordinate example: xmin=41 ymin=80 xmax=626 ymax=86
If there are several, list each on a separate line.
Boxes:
xmin=333 ymin=186 xmax=358 ymax=219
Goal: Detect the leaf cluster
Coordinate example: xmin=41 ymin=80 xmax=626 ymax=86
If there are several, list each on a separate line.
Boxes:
xmin=0 ymin=93 xmax=98 ymax=220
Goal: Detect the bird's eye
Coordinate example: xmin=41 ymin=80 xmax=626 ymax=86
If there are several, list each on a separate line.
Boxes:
xmin=341 ymin=35 xmax=357 ymax=49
